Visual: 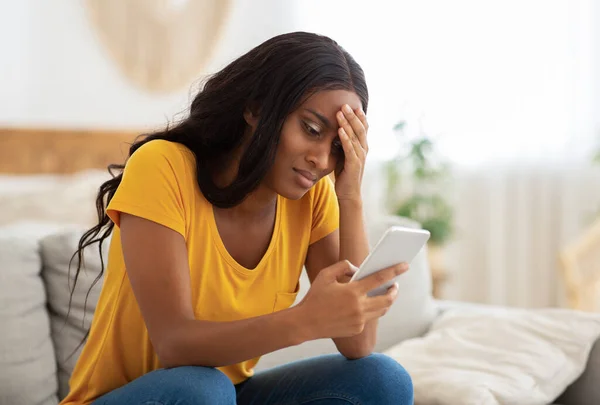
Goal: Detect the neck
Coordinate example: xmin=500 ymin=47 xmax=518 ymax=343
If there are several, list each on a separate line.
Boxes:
xmin=229 ymin=187 xmax=277 ymax=218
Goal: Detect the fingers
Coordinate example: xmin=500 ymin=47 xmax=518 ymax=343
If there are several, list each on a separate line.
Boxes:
xmin=336 ymin=114 xmax=364 ymax=160
xmin=323 ymin=259 xmax=359 ymax=281
xmin=364 ymin=282 xmax=398 ymax=310
xmin=356 ymin=107 xmax=369 ymax=134
xmin=355 ymin=263 xmax=409 ymax=295
xmin=364 ymin=283 xmax=399 ymax=320
xmin=338 ymin=126 xmax=358 ymax=161
xmin=352 ymin=107 xmax=369 ymax=154
xmin=337 ymin=104 xmax=368 ymax=153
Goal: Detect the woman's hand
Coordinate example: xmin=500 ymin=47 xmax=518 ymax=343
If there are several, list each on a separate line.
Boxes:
xmin=295 ymin=260 xmax=407 ymax=340
xmin=334 ymin=104 xmax=369 ymax=203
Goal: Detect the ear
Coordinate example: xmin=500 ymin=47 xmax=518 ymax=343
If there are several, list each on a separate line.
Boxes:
xmin=243 ymin=104 xmax=260 ymax=129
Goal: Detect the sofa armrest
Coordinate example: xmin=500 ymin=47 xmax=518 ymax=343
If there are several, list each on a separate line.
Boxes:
xmin=432 ymin=299 xmax=600 ymax=405
xmin=555 ymin=337 xmax=600 ymax=405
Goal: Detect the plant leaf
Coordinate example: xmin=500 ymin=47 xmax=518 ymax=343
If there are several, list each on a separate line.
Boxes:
xmin=393 ymin=121 xmax=407 ymax=132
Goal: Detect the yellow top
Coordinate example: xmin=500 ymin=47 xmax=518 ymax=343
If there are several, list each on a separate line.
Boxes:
xmin=60 ymin=140 xmax=339 ymax=405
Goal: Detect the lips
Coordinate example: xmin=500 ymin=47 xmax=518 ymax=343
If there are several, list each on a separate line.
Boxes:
xmin=293 ymin=168 xmax=317 ymax=188
xmin=294 ymin=169 xmax=317 ymax=182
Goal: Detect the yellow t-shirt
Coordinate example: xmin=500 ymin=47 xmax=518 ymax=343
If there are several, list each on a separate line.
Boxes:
xmin=60 ymin=139 xmax=339 ymax=405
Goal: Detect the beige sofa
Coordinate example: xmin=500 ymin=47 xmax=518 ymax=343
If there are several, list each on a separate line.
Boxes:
xmin=1 ymin=218 xmax=599 ymax=405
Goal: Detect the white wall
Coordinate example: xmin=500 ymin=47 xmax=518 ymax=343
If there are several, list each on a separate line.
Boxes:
xmin=3 ymin=1 xmax=598 ymax=160
xmin=291 ymin=0 xmax=599 ymax=165
xmin=0 ymin=0 xmax=295 ymax=129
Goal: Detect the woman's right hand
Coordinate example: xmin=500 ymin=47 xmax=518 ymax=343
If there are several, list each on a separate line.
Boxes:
xmin=295 ymin=260 xmax=408 ymax=340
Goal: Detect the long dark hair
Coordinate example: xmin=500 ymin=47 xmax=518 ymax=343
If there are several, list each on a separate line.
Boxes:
xmin=69 ymin=31 xmax=368 ymax=342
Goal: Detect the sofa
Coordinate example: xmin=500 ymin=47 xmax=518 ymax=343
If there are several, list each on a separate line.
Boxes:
xmin=1 ymin=215 xmax=600 ymax=405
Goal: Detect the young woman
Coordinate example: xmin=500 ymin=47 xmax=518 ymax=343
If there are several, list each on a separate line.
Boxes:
xmin=62 ymin=31 xmax=413 ymax=405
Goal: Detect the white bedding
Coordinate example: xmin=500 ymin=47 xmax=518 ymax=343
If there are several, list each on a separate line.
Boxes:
xmin=0 ymin=174 xmax=63 ymax=195
xmin=0 ymin=170 xmax=111 ymax=226
xmin=384 ymin=307 xmax=600 ymax=405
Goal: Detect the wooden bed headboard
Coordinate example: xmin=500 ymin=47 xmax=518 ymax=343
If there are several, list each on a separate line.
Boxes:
xmin=0 ymin=127 xmax=143 ymax=174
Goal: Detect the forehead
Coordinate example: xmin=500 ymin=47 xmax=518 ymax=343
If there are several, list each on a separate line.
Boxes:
xmin=298 ymin=89 xmax=362 ymax=114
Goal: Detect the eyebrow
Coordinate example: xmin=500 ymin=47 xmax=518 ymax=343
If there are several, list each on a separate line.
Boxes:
xmin=304 ymin=108 xmax=331 ymax=129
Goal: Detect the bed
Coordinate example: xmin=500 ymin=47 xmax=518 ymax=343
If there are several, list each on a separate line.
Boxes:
xmin=0 ymin=127 xmax=141 ymax=227
xmin=0 ymin=127 xmax=139 ymax=174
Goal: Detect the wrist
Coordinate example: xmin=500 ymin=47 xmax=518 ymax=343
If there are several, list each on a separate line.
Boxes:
xmin=337 ymin=196 xmax=363 ymax=209
xmin=286 ymin=303 xmax=318 ymax=345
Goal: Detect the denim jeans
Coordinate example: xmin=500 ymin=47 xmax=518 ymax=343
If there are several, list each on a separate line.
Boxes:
xmin=92 ymin=353 xmax=414 ymax=404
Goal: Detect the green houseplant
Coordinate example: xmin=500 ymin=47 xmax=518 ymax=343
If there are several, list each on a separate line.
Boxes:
xmin=383 ymin=120 xmax=455 ymax=296
xmin=384 ymin=120 xmax=454 ymax=246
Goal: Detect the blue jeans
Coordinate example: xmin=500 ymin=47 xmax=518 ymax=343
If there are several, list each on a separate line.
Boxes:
xmin=92 ymin=353 xmax=413 ymax=404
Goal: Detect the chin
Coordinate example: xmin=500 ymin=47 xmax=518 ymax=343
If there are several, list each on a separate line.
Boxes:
xmin=280 ymin=189 xmax=310 ymax=200
xmin=277 ymin=184 xmax=312 ymax=200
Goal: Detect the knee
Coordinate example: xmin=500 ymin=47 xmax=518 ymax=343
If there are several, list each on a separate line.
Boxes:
xmin=160 ymin=366 xmax=236 ymax=404
xmin=353 ymin=353 xmax=413 ymax=404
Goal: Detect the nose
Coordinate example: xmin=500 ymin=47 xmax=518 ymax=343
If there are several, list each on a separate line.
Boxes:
xmin=306 ymin=142 xmax=334 ymax=171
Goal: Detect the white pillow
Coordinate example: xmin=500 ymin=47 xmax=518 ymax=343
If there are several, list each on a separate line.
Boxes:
xmin=384 ymin=307 xmax=600 ymax=405
xmin=0 ymin=221 xmax=81 ymax=239
xmin=0 ymin=226 xmax=59 ymax=405
xmin=0 ymin=170 xmax=111 ymax=226
xmin=40 ymin=228 xmax=108 ymax=400
xmin=0 ymin=174 xmax=62 ymax=195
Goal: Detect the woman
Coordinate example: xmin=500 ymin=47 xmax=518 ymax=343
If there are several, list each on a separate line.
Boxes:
xmin=62 ymin=31 xmax=413 ymax=405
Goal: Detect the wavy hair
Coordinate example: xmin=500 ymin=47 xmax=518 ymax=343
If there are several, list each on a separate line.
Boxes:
xmin=68 ymin=31 xmax=369 ymax=345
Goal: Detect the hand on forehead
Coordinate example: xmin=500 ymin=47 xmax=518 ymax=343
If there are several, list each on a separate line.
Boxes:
xmin=299 ymin=90 xmax=363 ymax=129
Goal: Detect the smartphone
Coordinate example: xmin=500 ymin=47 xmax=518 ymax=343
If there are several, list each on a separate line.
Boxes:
xmin=350 ymin=226 xmax=430 ymax=296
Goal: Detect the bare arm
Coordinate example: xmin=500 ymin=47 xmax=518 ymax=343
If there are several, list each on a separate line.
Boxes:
xmin=305 ymin=199 xmax=377 ymax=359
xmin=337 ymin=199 xmax=378 ymax=357
xmin=120 ymin=213 xmax=310 ymax=368
xmin=304 ymin=104 xmax=398 ymax=359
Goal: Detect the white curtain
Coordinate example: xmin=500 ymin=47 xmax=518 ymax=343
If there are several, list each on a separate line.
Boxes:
xmin=292 ymin=0 xmax=600 ymax=307
xmin=443 ymin=166 xmax=600 ymax=307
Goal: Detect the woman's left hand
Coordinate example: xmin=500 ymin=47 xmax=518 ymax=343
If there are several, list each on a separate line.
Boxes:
xmin=334 ymin=104 xmax=369 ymax=203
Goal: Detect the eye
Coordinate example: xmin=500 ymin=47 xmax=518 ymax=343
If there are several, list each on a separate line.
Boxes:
xmin=331 ymin=138 xmax=344 ymax=156
xmin=302 ymin=121 xmax=321 ymax=138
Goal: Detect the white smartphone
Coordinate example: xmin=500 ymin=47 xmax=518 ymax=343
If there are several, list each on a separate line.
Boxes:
xmin=350 ymin=226 xmax=431 ymax=296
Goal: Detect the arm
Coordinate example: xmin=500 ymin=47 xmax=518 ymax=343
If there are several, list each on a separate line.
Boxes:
xmin=305 ymin=199 xmax=376 ymax=360
xmin=333 ymin=105 xmax=383 ymax=358
xmin=120 ymin=213 xmax=311 ymax=368
xmin=337 ymin=198 xmax=377 ymax=357
xmin=304 ymin=104 xmax=392 ymax=359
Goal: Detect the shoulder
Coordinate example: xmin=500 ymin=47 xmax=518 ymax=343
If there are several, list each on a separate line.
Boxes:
xmin=127 ymin=139 xmax=196 ymax=174
xmin=131 ymin=139 xmax=194 ymax=163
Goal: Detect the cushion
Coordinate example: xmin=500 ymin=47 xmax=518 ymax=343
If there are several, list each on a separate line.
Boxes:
xmin=40 ymin=229 xmax=108 ymax=400
xmin=0 ymin=173 xmax=63 ymax=196
xmin=384 ymin=307 xmax=600 ymax=405
xmin=0 ymin=226 xmax=59 ymax=405
xmin=257 ymin=215 xmax=436 ymax=370
xmin=0 ymin=170 xmax=111 ymax=226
